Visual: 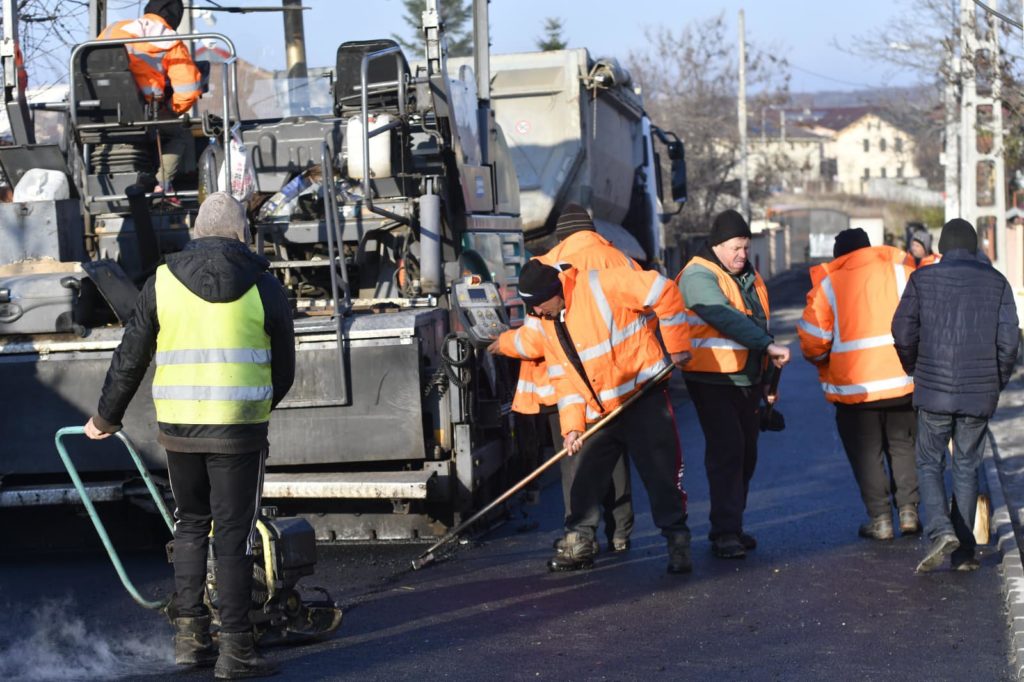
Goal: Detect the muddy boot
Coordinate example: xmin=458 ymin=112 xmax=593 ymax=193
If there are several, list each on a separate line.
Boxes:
xmin=173 ymin=615 xmax=217 ymax=667
xmin=214 ymin=632 xmax=278 ymax=679
xmin=666 ymin=533 xmax=693 ymax=574
xmin=547 ymin=531 xmax=596 ymax=572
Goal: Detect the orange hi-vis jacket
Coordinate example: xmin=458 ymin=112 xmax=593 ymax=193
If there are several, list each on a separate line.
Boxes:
xmin=903 ymin=252 xmax=941 ymax=269
xmin=99 ymin=14 xmax=202 ymax=114
xmin=799 ymin=245 xmax=914 ymax=404
xmin=675 ymin=256 xmax=770 ymax=374
xmin=505 ymin=266 xmax=689 ymax=436
xmin=496 ymin=231 xmax=637 ymax=415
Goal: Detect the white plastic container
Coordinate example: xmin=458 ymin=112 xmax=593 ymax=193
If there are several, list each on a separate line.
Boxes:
xmin=345 ymin=114 xmax=393 ymax=181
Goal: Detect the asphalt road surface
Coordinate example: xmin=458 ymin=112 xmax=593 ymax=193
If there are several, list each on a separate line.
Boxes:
xmin=0 ymin=304 xmax=1013 ymax=680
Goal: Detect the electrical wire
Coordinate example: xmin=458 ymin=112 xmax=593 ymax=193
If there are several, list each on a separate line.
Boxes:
xmin=973 ymin=0 xmax=1023 ymax=31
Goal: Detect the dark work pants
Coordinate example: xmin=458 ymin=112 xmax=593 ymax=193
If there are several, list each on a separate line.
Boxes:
xmin=835 ymin=402 xmax=919 ymax=518
xmin=548 ymin=409 xmax=635 ymax=542
xmin=168 ymin=448 xmax=266 ymax=633
xmin=686 ymin=380 xmax=760 ymax=540
xmin=565 ymin=384 xmax=688 ymax=540
xmin=916 ymin=409 xmax=987 ymax=557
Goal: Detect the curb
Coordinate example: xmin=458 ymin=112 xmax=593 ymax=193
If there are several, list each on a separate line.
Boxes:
xmin=984 ymin=440 xmax=1024 ymax=679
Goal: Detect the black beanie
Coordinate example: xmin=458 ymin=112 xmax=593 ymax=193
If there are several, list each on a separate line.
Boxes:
xmin=833 ymin=227 xmax=871 ymax=258
xmin=555 ymin=202 xmax=595 ymax=239
xmin=938 ymin=218 xmax=978 ymax=255
xmin=518 ymin=259 xmax=562 ymax=305
xmin=709 ymin=210 xmax=752 ymax=246
xmin=145 ymin=0 xmax=184 ymax=29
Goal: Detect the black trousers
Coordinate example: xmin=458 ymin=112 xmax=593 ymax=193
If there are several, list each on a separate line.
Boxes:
xmin=686 ymin=380 xmax=761 ymax=540
xmin=564 ymin=384 xmax=688 ymax=539
xmin=167 ymin=448 xmax=266 ymax=633
xmin=547 ymin=409 xmax=634 ymax=542
xmin=835 ymin=402 xmax=919 ymax=518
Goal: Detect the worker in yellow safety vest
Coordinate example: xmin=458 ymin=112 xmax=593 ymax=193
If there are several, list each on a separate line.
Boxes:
xmin=84 ymin=193 xmax=292 ymax=679
xmin=798 ymin=227 xmax=920 ymax=542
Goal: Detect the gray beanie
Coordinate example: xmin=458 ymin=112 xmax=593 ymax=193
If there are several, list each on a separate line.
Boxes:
xmin=193 ymin=192 xmax=250 ymax=243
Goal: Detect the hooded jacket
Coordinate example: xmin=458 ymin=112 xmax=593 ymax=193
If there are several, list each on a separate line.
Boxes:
xmin=95 ymin=238 xmax=295 ymax=453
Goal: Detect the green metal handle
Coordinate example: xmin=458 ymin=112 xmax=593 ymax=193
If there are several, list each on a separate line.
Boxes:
xmin=55 ymin=426 xmax=174 ymax=610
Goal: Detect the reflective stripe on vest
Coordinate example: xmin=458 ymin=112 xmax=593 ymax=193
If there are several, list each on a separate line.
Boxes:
xmin=677 ymin=256 xmax=770 ymax=373
xmin=153 ymin=265 xmax=272 ymax=425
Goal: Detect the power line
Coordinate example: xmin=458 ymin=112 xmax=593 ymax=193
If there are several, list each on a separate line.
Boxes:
xmin=787 ymin=62 xmax=878 ymax=89
xmin=973 ymin=0 xmax=1023 ymax=31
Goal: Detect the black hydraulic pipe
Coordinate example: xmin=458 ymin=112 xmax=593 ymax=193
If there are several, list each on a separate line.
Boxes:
xmin=412 ymin=364 xmax=676 ymax=570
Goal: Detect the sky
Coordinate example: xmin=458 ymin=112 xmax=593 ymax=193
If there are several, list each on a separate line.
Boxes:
xmin=93 ymin=0 xmax=925 ymax=93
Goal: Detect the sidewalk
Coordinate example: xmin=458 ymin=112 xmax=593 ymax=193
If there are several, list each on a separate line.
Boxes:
xmin=987 ymin=368 xmax=1024 ymax=679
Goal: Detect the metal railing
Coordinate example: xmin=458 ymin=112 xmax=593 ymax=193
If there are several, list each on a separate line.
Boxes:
xmin=356 ymin=45 xmax=409 ymax=225
xmin=321 ymin=140 xmax=351 ymax=405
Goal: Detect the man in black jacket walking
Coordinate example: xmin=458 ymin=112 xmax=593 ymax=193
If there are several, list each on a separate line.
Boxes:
xmin=84 ymin=192 xmax=294 ymax=678
xmin=892 ymin=218 xmax=1018 ymax=573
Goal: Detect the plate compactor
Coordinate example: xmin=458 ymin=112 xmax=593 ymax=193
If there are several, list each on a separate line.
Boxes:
xmin=55 ymin=426 xmax=342 ymax=646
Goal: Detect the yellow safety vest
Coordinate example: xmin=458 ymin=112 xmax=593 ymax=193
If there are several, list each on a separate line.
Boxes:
xmin=152 ymin=265 xmax=273 ymax=425
xmin=676 ymin=256 xmax=770 ymax=374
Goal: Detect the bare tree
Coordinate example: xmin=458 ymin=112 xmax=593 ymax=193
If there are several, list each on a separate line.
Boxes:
xmin=628 ymin=14 xmax=791 ymax=239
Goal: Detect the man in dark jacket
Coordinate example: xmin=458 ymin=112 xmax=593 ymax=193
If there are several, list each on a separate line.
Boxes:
xmin=892 ymin=218 xmax=1018 ymax=573
xmin=84 ymin=192 xmax=294 ymax=678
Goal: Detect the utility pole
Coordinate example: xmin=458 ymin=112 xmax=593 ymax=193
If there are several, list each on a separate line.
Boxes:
xmin=737 ymin=9 xmax=750 ymax=221
xmin=282 ymin=0 xmax=309 ymax=111
xmin=943 ymin=0 xmax=960 ymax=221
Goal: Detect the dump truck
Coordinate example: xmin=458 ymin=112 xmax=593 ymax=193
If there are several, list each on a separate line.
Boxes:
xmin=0 ymin=0 xmax=685 ymax=542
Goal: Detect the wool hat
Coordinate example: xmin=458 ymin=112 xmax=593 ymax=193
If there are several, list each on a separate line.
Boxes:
xmin=709 ymin=209 xmax=752 ymax=246
xmin=907 ymin=224 xmax=933 ymax=253
xmin=938 ymin=218 xmax=978 ymax=255
xmin=555 ymin=202 xmax=596 ymax=239
xmin=193 ymin=192 xmax=250 ymax=243
xmin=518 ymin=259 xmax=562 ymax=305
xmin=833 ymin=227 xmax=871 ymax=258
xmin=145 ymin=0 xmax=184 ymax=28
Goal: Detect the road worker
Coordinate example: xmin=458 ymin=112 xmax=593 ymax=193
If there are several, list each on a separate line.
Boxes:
xmin=99 ymin=0 xmax=203 ymax=201
xmin=904 ymin=223 xmax=940 ymax=269
xmin=495 ymin=204 xmax=636 ymax=554
xmin=491 ymin=259 xmax=693 ymax=573
xmin=84 ymin=193 xmax=293 ymax=679
xmin=799 ymin=228 xmax=920 ymax=541
xmin=676 ymin=209 xmax=790 ymax=559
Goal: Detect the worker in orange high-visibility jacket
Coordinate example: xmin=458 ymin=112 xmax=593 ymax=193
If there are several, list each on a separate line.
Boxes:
xmin=99 ymin=0 xmax=202 ymax=196
xmin=494 ymin=204 xmax=637 ymax=554
xmin=903 ymin=223 xmax=941 ymax=269
xmin=490 ymin=259 xmax=693 ymax=575
xmin=799 ymin=227 xmax=920 ymax=542
xmin=676 ymin=210 xmax=790 ymax=560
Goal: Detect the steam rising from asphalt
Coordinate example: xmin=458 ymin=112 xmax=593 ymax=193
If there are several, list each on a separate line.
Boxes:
xmin=0 ymin=598 xmax=173 ymax=680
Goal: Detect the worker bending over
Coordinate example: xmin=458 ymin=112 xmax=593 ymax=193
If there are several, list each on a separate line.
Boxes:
xmin=491 ymin=259 xmax=692 ymax=574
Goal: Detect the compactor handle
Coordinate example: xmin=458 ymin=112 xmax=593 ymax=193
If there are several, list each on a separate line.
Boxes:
xmin=54 ymin=426 xmax=173 ymax=610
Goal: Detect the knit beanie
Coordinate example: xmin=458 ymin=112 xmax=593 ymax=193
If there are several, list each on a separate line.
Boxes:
xmin=709 ymin=209 xmax=752 ymax=246
xmin=938 ymin=218 xmax=977 ymax=255
xmin=555 ymin=202 xmax=595 ymax=240
xmin=518 ymin=259 xmax=562 ymax=306
xmin=144 ymin=0 xmax=184 ymax=29
xmin=833 ymin=227 xmax=871 ymax=258
xmin=193 ymin=192 xmax=250 ymax=243
xmin=907 ymin=225 xmax=933 ymax=253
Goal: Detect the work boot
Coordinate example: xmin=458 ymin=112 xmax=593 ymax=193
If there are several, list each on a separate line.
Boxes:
xmin=553 ymin=535 xmax=599 ymax=555
xmin=858 ymin=514 xmax=894 ymax=541
xmin=610 ymin=535 xmax=631 ymax=553
xmin=738 ymin=532 xmax=757 ymax=550
xmin=214 ymin=632 xmax=278 ymax=679
xmin=173 ymin=615 xmax=217 ymax=667
xmin=666 ymin=534 xmax=693 ymax=574
xmin=899 ymin=505 xmax=922 ymax=536
xmin=711 ymin=534 xmax=746 ymax=559
xmin=547 ymin=531 xmax=596 ymax=572
xmin=916 ymin=533 xmax=960 ymax=573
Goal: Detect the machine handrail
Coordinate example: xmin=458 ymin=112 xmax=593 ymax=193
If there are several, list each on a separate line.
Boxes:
xmin=356 ymin=46 xmax=409 ymax=225
xmin=54 ymin=426 xmax=174 ymax=610
xmin=320 ymin=140 xmax=351 ymax=406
